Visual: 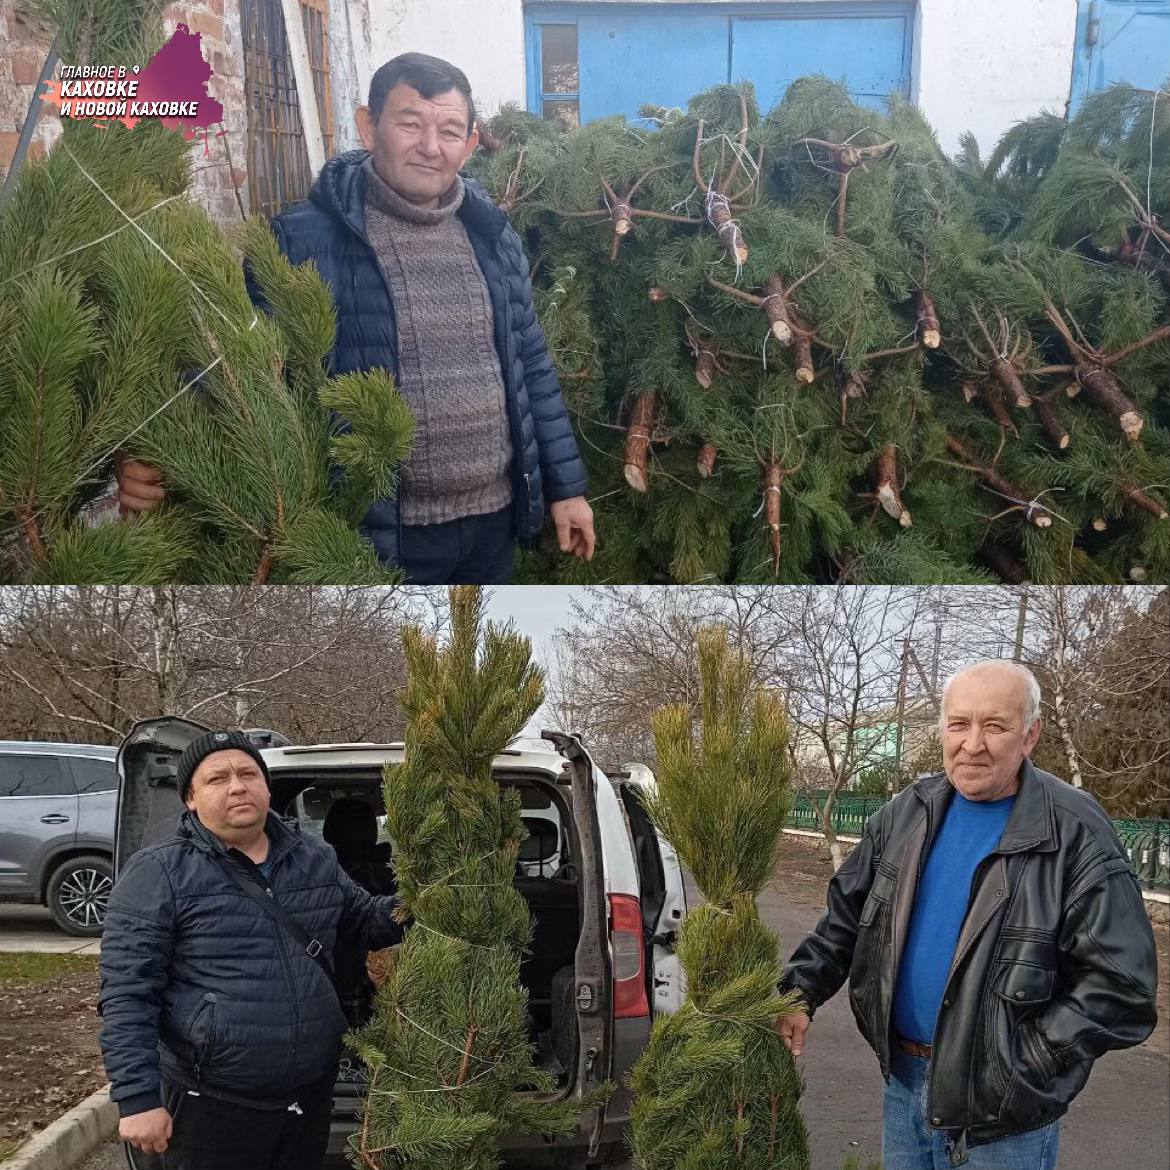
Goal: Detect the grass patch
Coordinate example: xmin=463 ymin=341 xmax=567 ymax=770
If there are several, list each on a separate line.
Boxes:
xmin=0 ymin=952 xmax=98 ymax=986
xmin=0 ymin=1137 xmax=24 ymax=1162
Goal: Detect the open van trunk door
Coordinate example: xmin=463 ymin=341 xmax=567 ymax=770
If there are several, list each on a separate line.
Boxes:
xmin=542 ymin=731 xmax=611 ymax=1158
xmin=115 ymin=720 xmax=292 ymax=877
xmin=114 ymin=717 xmax=213 ymax=878
xmin=617 ymin=777 xmax=687 ymax=1015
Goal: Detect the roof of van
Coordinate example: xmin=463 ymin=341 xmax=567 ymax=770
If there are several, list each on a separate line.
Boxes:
xmin=0 ymin=741 xmax=118 ymax=758
xmin=260 ymin=735 xmax=569 ymax=776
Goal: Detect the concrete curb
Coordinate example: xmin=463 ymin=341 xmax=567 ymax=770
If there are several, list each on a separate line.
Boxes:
xmin=5 ymin=1086 xmax=117 ymax=1170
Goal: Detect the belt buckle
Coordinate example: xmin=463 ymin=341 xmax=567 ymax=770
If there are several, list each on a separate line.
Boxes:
xmin=306 ymin=938 xmax=323 ymax=957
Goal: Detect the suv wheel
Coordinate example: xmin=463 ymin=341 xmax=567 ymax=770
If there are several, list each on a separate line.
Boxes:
xmin=47 ymin=854 xmax=113 ymax=937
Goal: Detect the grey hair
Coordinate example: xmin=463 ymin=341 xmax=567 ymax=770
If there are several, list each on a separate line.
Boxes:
xmin=939 ymin=660 xmax=1042 ymax=730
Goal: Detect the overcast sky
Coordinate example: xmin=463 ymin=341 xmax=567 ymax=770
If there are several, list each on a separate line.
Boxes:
xmin=483 ymin=586 xmax=591 ymax=659
xmin=482 ymin=587 xmax=591 ymax=733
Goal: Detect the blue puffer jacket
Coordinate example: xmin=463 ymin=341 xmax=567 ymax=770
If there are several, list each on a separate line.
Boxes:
xmin=246 ymin=150 xmax=588 ymax=566
xmin=99 ymin=811 xmax=402 ymax=1116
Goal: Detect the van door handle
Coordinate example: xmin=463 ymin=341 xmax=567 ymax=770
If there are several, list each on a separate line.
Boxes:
xmin=40 ymin=814 xmax=70 ymax=824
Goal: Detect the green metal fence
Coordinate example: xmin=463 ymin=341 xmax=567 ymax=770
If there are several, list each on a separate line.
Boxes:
xmin=786 ymin=795 xmax=1170 ymax=892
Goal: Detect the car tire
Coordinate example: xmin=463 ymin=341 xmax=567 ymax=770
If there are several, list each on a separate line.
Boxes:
xmin=46 ymin=854 xmax=113 ymax=937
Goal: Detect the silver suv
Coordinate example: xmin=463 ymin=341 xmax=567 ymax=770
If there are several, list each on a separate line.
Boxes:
xmin=0 ymin=741 xmax=119 ymax=936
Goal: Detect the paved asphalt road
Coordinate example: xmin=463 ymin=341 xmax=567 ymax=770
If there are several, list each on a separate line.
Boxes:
xmin=49 ymin=884 xmax=1170 ymax=1170
xmin=755 ymin=879 xmax=1170 ymax=1170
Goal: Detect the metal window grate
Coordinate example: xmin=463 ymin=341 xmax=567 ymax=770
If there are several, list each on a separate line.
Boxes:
xmin=241 ymin=0 xmax=335 ymax=219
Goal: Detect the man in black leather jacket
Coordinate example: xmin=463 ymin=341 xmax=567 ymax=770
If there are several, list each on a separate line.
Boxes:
xmin=777 ymin=660 xmax=1158 ymax=1169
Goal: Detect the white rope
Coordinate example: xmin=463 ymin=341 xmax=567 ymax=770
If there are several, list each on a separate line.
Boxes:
xmin=61 ymin=143 xmax=237 ymax=332
xmin=0 ymin=193 xmax=185 ymax=289
xmin=393 ymin=1006 xmax=500 ymax=1066
xmin=1 ymin=146 xmax=266 ymax=550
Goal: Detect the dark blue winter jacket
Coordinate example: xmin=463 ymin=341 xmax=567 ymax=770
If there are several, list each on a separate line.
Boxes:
xmin=245 ymin=150 xmax=588 ymax=566
xmin=98 ymin=810 xmax=402 ymax=1116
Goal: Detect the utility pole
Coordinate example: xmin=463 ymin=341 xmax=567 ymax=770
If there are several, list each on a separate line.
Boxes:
xmin=1013 ymin=587 xmax=1029 ymax=662
xmin=892 ymin=637 xmax=910 ymax=795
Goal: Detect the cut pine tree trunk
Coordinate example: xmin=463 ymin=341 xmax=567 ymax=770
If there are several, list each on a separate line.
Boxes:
xmin=763 ymin=461 xmax=783 ymax=573
xmin=623 ymin=391 xmax=657 ymax=493
xmin=697 ymin=443 xmax=717 ymax=478
xmin=1075 ymin=364 xmax=1144 ymax=441
xmin=762 ymin=276 xmax=794 ymax=343
xmin=706 ymin=192 xmax=749 ymax=265
xmin=1123 ymin=486 xmax=1169 ymax=520
xmin=693 ymin=346 xmax=718 ymax=390
xmin=1032 ymin=396 xmax=1069 ymax=450
xmin=916 ymin=291 xmax=941 ymax=349
xmin=990 ymin=359 xmax=1031 ymax=408
xmin=875 ymin=444 xmax=912 ymax=527
xmin=946 ymin=435 xmax=1052 ymax=528
xmin=793 ymin=332 xmax=815 ymax=383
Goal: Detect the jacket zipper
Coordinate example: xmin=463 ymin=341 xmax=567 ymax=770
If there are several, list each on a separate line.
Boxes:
xmin=926 ymin=848 xmax=1000 ymax=1128
xmin=190 ymin=993 xmax=217 ymax=1083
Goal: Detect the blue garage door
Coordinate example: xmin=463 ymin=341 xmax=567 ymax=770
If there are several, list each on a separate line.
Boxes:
xmin=732 ymin=11 xmax=913 ymax=111
xmin=526 ymin=3 xmax=915 ymax=126
xmin=1071 ymin=1 xmax=1170 ymax=111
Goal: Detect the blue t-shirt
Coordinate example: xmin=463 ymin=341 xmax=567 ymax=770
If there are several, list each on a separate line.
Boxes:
xmin=891 ymin=791 xmax=1016 ymax=1044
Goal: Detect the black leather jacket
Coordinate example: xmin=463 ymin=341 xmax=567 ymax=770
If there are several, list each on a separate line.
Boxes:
xmin=781 ymin=761 xmax=1158 ymax=1152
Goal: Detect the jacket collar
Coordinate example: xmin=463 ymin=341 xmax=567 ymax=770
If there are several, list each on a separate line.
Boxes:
xmin=177 ymin=808 xmax=302 ymax=866
xmin=309 ymin=150 xmax=509 ymax=244
xmin=912 ymin=758 xmax=1059 ymax=854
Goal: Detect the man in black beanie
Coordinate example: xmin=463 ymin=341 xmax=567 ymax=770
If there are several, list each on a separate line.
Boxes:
xmin=99 ymin=730 xmax=402 ymax=1170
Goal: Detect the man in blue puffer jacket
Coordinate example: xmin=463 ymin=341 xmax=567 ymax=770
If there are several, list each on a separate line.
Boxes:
xmin=116 ymin=52 xmax=594 ymax=584
xmin=99 ymin=730 xmax=403 ymax=1169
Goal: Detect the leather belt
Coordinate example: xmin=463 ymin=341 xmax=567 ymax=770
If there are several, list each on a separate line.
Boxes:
xmin=896 ymin=1034 xmax=933 ymax=1059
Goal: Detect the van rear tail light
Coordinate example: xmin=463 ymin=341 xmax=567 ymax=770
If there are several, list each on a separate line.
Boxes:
xmin=610 ymin=893 xmax=650 ymax=1019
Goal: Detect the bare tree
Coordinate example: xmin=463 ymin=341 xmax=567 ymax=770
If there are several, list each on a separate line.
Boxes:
xmin=544 ymin=585 xmax=1167 ymax=839
xmin=545 ymin=586 xmax=798 ymax=769
xmin=0 ymin=586 xmax=439 ymax=744
xmin=756 ymin=587 xmax=926 ymax=869
xmin=548 ymin=586 xmax=929 ymax=867
xmin=1020 ymin=587 xmax=1168 ymax=815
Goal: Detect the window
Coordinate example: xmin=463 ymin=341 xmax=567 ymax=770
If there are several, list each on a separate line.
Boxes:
xmin=534 ymin=22 xmax=580 ymax=129
xmin=0 ymin=754 xmax=74 ymax=798
xmin=71 ymin=757 xmax=119 ymax=795
xmin=240 ymin=0 xmax=335 ymax=218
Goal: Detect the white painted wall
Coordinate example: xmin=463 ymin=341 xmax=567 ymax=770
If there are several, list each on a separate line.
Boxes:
xmin=361 ymin=0 xmax=1082 ymax=156
xmin=360 ymin=0 xmax=527 ymax=121
xmin=915 ymin=0 xmax=1080 ymax=155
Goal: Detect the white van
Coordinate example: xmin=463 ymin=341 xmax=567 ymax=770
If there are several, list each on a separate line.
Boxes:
xmin=114 ymin=719 xmax=687 ymax=1168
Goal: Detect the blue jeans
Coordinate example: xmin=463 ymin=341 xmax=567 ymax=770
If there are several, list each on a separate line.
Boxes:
xmin=883 ymin=1049 xmax=1060 ymax=1169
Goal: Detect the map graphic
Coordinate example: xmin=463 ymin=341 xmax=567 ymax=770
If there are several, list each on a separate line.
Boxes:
xmin=41 ymin=25 xmax=224 ymax=148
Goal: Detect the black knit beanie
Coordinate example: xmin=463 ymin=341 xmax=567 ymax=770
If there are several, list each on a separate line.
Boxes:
xmin=176 ymin=729 xmax=271 ymax=804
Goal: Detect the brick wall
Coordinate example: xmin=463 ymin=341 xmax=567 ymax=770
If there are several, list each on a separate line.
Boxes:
xmin=0 ymin=0 xmax=248 ymax=228
xmin=0 ymin=1 xmax=362 ymax=229
xmin=0 ymin=1 xmax=61 ymax=178
xmin=162 ymin=0 xmax=250 ymax=228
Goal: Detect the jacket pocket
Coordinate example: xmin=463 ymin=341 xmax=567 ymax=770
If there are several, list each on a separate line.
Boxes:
xmin=185 ymin=992 xmax=218 ymax=1079
xmin=850 ymin=868 xmax=895 ymax=1029
xmin=858 ymin=868 xmax=896 ymax=929
xmin=987 ymin=959 xmax=1058 ymax=1116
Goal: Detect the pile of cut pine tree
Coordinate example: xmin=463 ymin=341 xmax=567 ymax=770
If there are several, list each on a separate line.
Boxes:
xmin=471 ymin=79 xmax=1170 ymax=584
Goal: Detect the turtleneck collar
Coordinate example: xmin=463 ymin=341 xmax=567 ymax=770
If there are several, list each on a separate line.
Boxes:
xmin=362 ymin=155 xmax=465 ymax=224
